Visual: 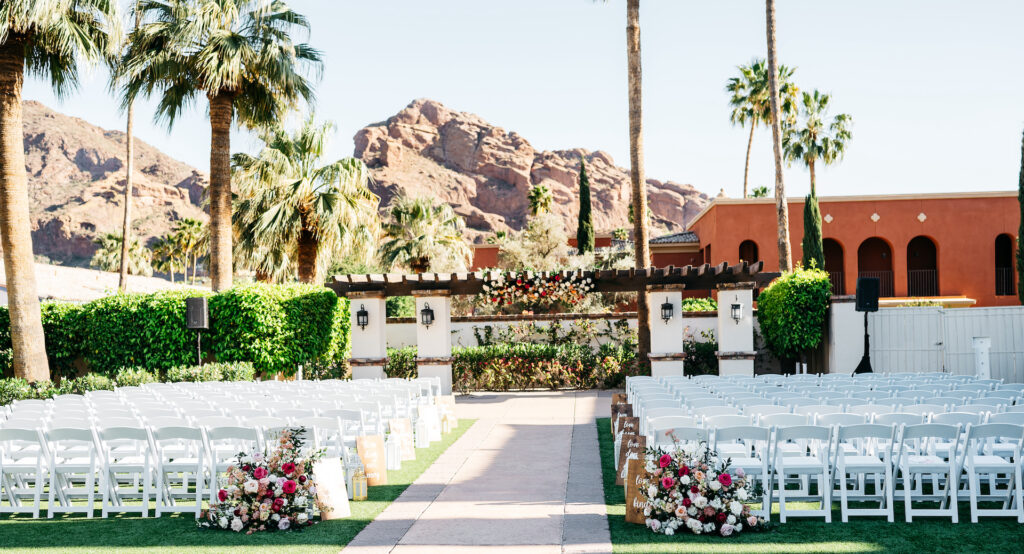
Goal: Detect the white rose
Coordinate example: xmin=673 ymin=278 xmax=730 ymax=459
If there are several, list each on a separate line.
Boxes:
xmin=710 ymin=498 xmax=722 ymax=510
xmin=647 ymin=485 xmax=657 ymax=498
xmin=297 ymin=512 xmax=308 ymax=524
xmin=709 ymin=480 xmax=722 ymax=492
xmin=243 ymin=480 xmax=259 ymax=493
xmin=687 ymin=506 xmax=697 ymax=516
xmin=735 ymin=523 xmax=743 ymax=532
xmin=680 ymin=475 xmax=690 ymax=485
xmin=274 ymin=487 xmax=284 ymax=497
xmin=665 ymin=527 xmax=674 ymax=536
xmin=296 ymin=495 xmax=307 ymax=507
xmin=643 ymin=506 xmax=651 ymax=516
xmin=218 ymin=516 xmax=228 ymax=528
xmin=694 ymin=496 xmax=707 ymax=509
xmin=271 ymin=513 xmax=280 ymax=521
xmin=737 ymin=488 xmax=748 ymax=501
xmin=730 ymin=501 xmax=744 ymax=515
xmin=230 ymin=518 xmax=243 ymax=532
xmin=704 ymin=523 xmax=715 ymax=533
xmin=727 ymin=514 xmax=737 ymax=525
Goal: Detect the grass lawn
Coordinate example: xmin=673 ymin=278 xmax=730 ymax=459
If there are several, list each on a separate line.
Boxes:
xmin=597 ymin=417 xmax=1024 ymax=553
xmin=0 ymin=419 xmax=475 ymax=553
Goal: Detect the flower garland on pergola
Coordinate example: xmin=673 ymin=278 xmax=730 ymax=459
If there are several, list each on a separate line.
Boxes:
xmin=480 ymin=272 xmax=595 ymax=309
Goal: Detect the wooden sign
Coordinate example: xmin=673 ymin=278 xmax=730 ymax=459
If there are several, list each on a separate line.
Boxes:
xmin=356 ymin=435 xmax=388 ymax=486
xmin=312 ymin=457 xmax=351 ymax=519
xmin=610 ymin=403 xmax=633 ymax=434
xmin=611 ymin=393 xmax=628 ymax=407
xmin=624 ymin=457 xmax=651 ymax=525
xmin=615 ymin=416 xmax=639 ymax=438
xmin=616 ymin=434 xmax=645 ymax=486
xmin=389 ymin=418 xmax=416 ymax=461
xmin=435 ymin=395 xmax=457 ymax=427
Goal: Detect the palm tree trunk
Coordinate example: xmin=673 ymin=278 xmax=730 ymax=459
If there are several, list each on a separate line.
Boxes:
xmin=809 ymin=157 xmax=816 ymax=197
xmin=626 ymin=0 xmax=651 ymax=363
xmin=296 ymin=222 xmax=318 ymax=284
xmin=208 ymin=92 xmax=234 ymax=291
xmin=742 ymin=123 xmax=755 ymax=198
xmin=118 ymin=6 xmax=142 ymax=292
xmin=765 ymin=0 xmax=793 ymax=272
xmin=0 ymin=37 xmax=50 ymax=382
xmin=191 ymin=251 xmax=197 ymax=285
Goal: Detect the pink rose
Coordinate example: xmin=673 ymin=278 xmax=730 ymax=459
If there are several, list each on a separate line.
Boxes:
xmin=217 ymin=489 xmax=228 ymax=502
xmin=720 ymin=523 xmax=734 ymax=536
xmin=660 ymin=476 xmax=675 ymax=489
xmin=282 ymin=462 xmax=296 ymax=475
xmin=253 ymin=467 xmax=268 ymax=480
xmin=735 ymin=467 xmax=745 ymax=478
xmin=747 ymin=515 xmax=758 ymax=527
xmin=658 ymin=454 xmax=672 ymax=468
xmin=718 ymin=473 xmax=732 ymax=487
xmin=282 ymin=480 xmax=298 ymax=494
xmin=678 ymin=464 xmax=690 ymax=476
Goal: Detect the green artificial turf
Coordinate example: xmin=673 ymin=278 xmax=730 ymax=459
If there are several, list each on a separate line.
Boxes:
xmin=0 ymin=420 xmax=475 ymax=553
xmin=597 ymin=417 xmax=1024 ymax=553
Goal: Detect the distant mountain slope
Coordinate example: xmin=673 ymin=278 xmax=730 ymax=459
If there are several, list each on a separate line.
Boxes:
xmin=354 ymin=99 xmax=710 ymax=243
xmin=22 ymin=100 xmax=208 ymax=265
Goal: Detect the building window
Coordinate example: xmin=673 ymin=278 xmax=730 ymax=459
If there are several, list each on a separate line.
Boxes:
xmin=906 ymin=236 xmax=938 ymax=297
xmin=738 ymin=240 xmax=758 ymax=264
xmin=996 ymin=234 xmax=1015 ymax=296
xmin=857 ymin=237 xmax=894 ymax=297
xmin=823 ymin=238 xmax=845 ymax=295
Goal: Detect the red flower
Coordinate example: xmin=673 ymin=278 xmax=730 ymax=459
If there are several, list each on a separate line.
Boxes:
xmin=242 ymin=465 xmax=252 ymax=473
xmin=717 ymin=512 xmax=728 ymax=523
xmin=298 ymin=475 xmax=307 ymax=483
xmin=272 ymin=504 xmax=281 ymax=513
xmin=678 ymin=464 xmax=690 ymax=476
xmin=218 ymin=489 xmax=229 ymax=502
xmin=282 ymin=480 xmax=298 ymax=494
xmin=682 ymin=497 xmax=692 ymax=507
xmin=658 ymin=454 xmax=672 ymax=468
xmin=691 ymin=485 xmax=699 ymax=494
xmin=273 ymin=497 xmax=285 ymax=507
xmin=718 ymin=473 xmax=732 ymax=487
xmin=660 ymin=476 xmax=675 ymax=489
xmin=282 ymin=462 xmax=296 ymax=475
xmin=253 ymin=467 xmax=268 ymax=479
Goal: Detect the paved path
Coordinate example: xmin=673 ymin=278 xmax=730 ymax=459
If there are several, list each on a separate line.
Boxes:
xmin=343 ymin=391 xmax=613 ymax=554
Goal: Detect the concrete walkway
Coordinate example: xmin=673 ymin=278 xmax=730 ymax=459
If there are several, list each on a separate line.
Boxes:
xmin=343 ymin=391 xmax=613 ymax=553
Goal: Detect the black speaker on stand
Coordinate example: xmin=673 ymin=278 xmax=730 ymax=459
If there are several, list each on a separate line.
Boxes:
xmin=186 ymin=297 xmax=209 ymax=366
xmin=853 ymin=277 xmax=880 ymax=375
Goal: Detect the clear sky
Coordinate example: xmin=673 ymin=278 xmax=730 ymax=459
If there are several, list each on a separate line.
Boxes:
xmin=23 ymin=0 xmax=1024 ymax=199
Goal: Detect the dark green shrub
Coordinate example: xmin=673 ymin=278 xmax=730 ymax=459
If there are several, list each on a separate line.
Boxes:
xmin=756 ymin=267 xmax=832 ymax=361
xmin=386 ymin=296 xmax=415 ymax=318
xmin=384 ymin=346 xmax=417 ymax=378
xmin=208 ymin=284 xmax=347 ymax=376
xmin=0 ymin=302 xmax=86 ymax=379
xmin=69 ymin=373 xmax=114 ymax=394
xmin=114 ymin=367 xmax=159 ymax=387
xmin=683 ymin=329 xmax=719 ymax=376
xmin=679 ymin=297 xmax=718 ymax=312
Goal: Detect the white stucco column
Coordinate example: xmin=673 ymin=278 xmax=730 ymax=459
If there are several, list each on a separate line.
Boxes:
xmin=414 ymin=291 xmax=453 ymax=394
xmin=647 ymin=285 xmax=686 ymax=378
xmin=716 ymin=282 xmax=756 ymax=377
xmin=349 ymin=292 xmax=387 ymax=380
xmin=827 ymin=296 xmax=859 ymax=374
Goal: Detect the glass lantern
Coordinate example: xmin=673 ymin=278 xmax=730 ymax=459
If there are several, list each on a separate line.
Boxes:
xmin=351 ymin=467 xmax=368 ymax=501
xmin=356 ymin=304 xmax=369 ymax=330
xmin=420 ymin=303 xmax=435 ymax=327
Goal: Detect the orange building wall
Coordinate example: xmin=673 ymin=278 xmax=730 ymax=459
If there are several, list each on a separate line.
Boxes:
xmin=687 ymin=193 xmax=1020 ymax=307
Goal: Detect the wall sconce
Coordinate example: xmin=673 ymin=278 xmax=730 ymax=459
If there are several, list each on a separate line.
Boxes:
xmin=731 ymin=302 xmax=743 ymax=324
xmin=660 ymin=299 xmax=673 ymax=323
xmin=356 ymin=304 xmax=368 ymax=330
xmin=420 ymin=302 xmax=435 ymax=328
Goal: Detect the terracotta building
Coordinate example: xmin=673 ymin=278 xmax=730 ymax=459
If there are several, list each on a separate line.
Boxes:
xmin=685 ymin=191 xmax=1020 ymax=307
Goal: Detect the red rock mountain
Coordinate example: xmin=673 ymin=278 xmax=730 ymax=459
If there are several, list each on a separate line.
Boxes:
xmin=22 ymin=100 xmax=208 ymax=265
xmin=355 ymin=99 xmax=710 ymax=243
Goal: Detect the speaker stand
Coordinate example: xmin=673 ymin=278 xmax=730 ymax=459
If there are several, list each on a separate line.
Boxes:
xmin=195 ymin=330 xmax=203 ymax=366
xmin=853 ymin=311 xmax=873 ymax=374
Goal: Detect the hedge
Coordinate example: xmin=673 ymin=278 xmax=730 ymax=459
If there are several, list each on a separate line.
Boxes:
xmin=756 ymin=266 xmax=832 ymax=361
xmin=0 ymin=284 xmax=350 ymax=379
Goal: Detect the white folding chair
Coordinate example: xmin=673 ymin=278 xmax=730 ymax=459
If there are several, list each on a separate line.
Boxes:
xmin=98 ymin=427 xmax=153 ymax=517
xmin=151 ymin=426 xmax=206 ymax=517
xmin=205 ymin=426 xmax=261 ymax=505
xmin=647 ymin=416 xmax=699 ymax=448
xmin=651 ymin=426 xmax=707 ymax=452
xmin=45 ymin=427 xmax=101 ymax=518
xmin=691 ymin=405 xmax=736 ymax=421
xmin=833 ymin=424 xmax=896 ymax=522
xmin=961 ymin=423 xmax=1024 ymax=523
xmin=896 ymin=423 xmax=961 ymax=522
xmin=713 ymin=425 xmax=772 ymax=520
xmin=874 ymin=413 xmax=925 ymax=427
xmin=773 ymin=425 xmax=832 ymax=522
xmin=745 ymin=405 xmax=790 ymax=419
xmin=0 ymin=428 xmax=47 ymax=518
xmin=816 ymin=413 xmax=866 ymax=427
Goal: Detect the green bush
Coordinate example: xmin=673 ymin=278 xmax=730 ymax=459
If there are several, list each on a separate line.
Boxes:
xmin=68 ymin=373 xmax=114 ymax=394
xmin=0 ymin=377 xmax=31 ymax=405
xmin=208 ymin=284 xmax=348 ymax=377
xmin=0 ymin=302 xmax=86 ymax=379
xmin=386 ymin=296 xmax=415 ymax=318
xmin=451 ymin=342 xmax=638 ymax=391
xmin=384 ymin=346 xmax=417 ymax=378
xmin=756 ymin=267 xmax=832 ymax=361
xmin=679 ymin=297 xmax=718 ymax=312
xmin=166 ymin=361 xmax=255 ymax=383
xmin=683 ymin=329 xmax=719 ymax=376
xmin=114 ymin=367 xmax=159 ymax=387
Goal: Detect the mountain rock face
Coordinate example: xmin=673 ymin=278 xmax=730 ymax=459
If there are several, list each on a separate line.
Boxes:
xmin=354 ymin=99 xmax=709 ymax=243
xmin=22 ymin=101 xmax=207 ymax=265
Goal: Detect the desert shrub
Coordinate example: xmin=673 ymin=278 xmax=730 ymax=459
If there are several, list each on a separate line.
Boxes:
xmin=114 ymin=367 xmax=159 ymax=387
xmin=756 ymin=267 xmax=832 ymax=361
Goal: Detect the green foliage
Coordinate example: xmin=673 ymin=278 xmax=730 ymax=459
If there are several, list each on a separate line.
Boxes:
xmin=802 ymin=194 xmax=825 ymax=270
xmin=90 ymin=233 xmax=153 ymax=277
xmin=383 ymin=346 xmax=418 ymax=379
xmin=208 ymin=284 xmax=348 ymax=376
xmin=68 ymin=373 xmax=115 ymax=394
xmin=452 ymin=342 xmax=640 ymax=391
xmin=0 ymin=302 xmax=86 ymax=379
xmin=114 ymin=367 xmax=159 ymax=387
xmin=166 ymin=362 xmax=255 ymax=383
xmin=0 ymin=378 xmax=31 ymax=406
xmin=386 ymin=296 xmax=415 ymax=318
xmin=576 ymin=157 xmax=595 ymax=254
xmin=679 ymin=297 xmax=718 ymax=312
xmin=683 ymin=329 xmax=719 ymax=376
xmin=527 ymin=183 xmax=553 ymax=216
xmin=750 ymin=186 xmax=770 ymax=198
xmin=756 ymin=267 xmax=832 ymax=360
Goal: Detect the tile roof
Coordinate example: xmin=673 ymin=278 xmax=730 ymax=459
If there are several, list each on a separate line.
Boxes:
xmin=650 ymin=231 xmax=699 ymax=244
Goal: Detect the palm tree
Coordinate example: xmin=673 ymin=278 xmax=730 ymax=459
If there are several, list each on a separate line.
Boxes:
xmin=91 ymin=233 xmax=153 ymax=277
xmin=765 ymin=0 xmax=793 ymax=272
xmin=119 ymin=0 xmax=322 ymax=291
xmin=379 ymin=196 xmax=470 ymax=274
xmin=527 ymin=183 xmax=553 ymax=216
xmin=727 ymin=59 xmax=798 ymax=198
xmin=173 ymin=218 xmax=206 ymax=284
xmin=782 ymin=90 xmax=853 ymax=196
xmin=751 ymin=186 xmax=771 ymax=198
xmin=151 ymin=234 xmax=185 ymax=282
xmin=0 ymin=0 xmax=121 ymax=381
xmin=232 ymin=116 xmax=379 ymax=284
xmin=117 ymin=2 xmax=143 ymax=291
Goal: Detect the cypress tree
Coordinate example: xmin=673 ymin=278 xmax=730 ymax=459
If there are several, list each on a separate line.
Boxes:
xmin=1017 ymin=130 xmax=1024 ymax=304
xmin=801 ymin=193 xmax=825 ymax=270
xmin=577 ymin=157 xmax=595 ymax=254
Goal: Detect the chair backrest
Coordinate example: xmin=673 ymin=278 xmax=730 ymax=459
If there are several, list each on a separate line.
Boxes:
xmin=873 ymin=412 xmax=925 ymax=427
xmin=847 ymin=404 xmax=894 ymax=418
xmin=902 ymin=404 xmax=946 ymax=417
xmin=704 ymin=414 xmax=752 ymax=428
xmin=901 ymin=422 xmax=961 ymax=441
xmin=652 ymin=426 xmax=708 ymax=446
xmin=965 ymin=423 xmax=1024 ymax=444
xmin=775 ymin=424 xmax=831 ymax=442
xmin=648 ymin=415 xmax=698 ymax=432
xmin=685 ymin=398 xmax=728 ymax=410
xmin=794 ymin=405 xmax=843 ymax=418
xmin=246 ymin=416 xmax=289 ymax=430
xmin=646 ymin=407 xmax=688 ymax=421
xmin=744 ymin=405 xmax=789 ymax=418
xmin=958 ymin=402 xmax=1003 ymax=413
xmin=931 ymin=411 xmax=985 ymax=427
xmin=713 ymin=424 xmax=771 ymax=444
xmin=816 ymin=413 xmax=866 ymax=427
xmin=989 ymin=412 xmax=1024 ymax=425
xmin=759 ymin=413 xmax=808 ymax=428
xmin=837 ymin=423 xmax=895 ymax=442
xmin=691 ymin=405 xmax=736 ymax=420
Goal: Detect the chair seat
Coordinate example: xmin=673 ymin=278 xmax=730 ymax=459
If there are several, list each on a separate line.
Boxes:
xmin=161 ymin=458 xmax=203 ymax=471
xmin=717 ymin=444 xmax=748 ymax=458
xmin=779 ymin=456 xmax=825 ymax=471
xmin=840 ymin=455 xmax=886 ymax=471
xmin=968 ymin=455 xmax=1014 ymax=471
xmin=903 ymin=455 xmax=948 ymax=472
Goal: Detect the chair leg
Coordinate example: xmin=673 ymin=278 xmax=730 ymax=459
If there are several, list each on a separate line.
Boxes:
xmin=969 ymin=469 xmax=979 ymax=523
xmin=1015 ymin=465 xmax=1024 ymax=524
xmin=822 ymin=467 xmax=832 ymax=523
xmin=903 ymin=470 xmax=914 ymax=523
xmin=838 ymin=465 xmax=849 ymax=523
xmin=86 ymin=468 xmax=95 ymax=519
xmin=885 ymin=466 xmax=894 ymax=523
xmin=47 ymin=470 xmax=56 ymax=519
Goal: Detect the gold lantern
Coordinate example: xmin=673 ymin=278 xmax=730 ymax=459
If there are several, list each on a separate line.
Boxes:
xmin=352 ymin=467 xmax=368 ymax=501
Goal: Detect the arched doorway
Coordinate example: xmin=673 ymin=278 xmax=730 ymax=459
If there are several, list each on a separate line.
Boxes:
xmin=738 ymin=240 xmax=758 ymax=264
xmin=858 ymin=237 xmax=894 ymax=297
xmin=907 ymin=236 xmax=938 ymax=296
xmin=823 ymin=238 xmax=844 ymax=295
xmin=996 ymin=234 xmax=1015 ymax=296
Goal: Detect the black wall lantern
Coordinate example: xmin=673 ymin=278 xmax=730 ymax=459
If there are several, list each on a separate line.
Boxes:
xmin=356 ymin=304 xmax=369 ymax=330
xmin=660 ymin=299 xmax=673 ymax=323
xmin=731 ymin=302 xmax=743 ymax=324
xmin=420 ymin=302 xmax=435 ymax=328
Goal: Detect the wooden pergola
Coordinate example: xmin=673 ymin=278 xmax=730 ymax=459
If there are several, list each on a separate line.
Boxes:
xmin=327 ymin=261 xmax=776 ymax=297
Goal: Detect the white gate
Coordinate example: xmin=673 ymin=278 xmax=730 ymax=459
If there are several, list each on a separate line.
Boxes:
xmin=867 ymin=306 xmax=1024 ymax=383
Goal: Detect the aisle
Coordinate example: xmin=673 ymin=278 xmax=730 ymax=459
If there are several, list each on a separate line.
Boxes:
xmin=343 ymin=391 xmax=612 ymax=554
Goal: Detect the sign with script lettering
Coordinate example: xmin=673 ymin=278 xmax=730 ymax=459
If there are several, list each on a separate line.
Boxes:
xmin=616 ymin=434 xmax=645 ymax=486
xmin=356 ymin=435 xmax=388 ymax=486
xmin=388 ymin=418 xmax=416 ymax=461
xmin=624 ymin=457 xmax=651 ymax=525
xmin=615 ymin=416 xmax=639 ymax=438
xmin=312 ymin=457 xmax=351 ymax=520
xmin=610 ymin=403 xmax=633 ymax=434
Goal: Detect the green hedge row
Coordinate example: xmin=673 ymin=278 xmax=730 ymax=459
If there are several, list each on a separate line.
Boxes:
xmin=0 ymin=284 xmax=350 ymax=379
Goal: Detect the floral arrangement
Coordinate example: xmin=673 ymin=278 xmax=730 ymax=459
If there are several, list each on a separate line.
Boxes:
xmin=480 ymin=272 xmax=594 ymax=309
xmin=640 ymin=441 xmax=765 ymax=537
xmin=201 ymin=428 xmax=326 ymax=534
